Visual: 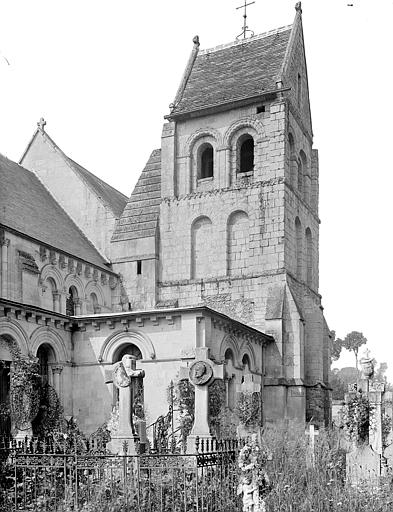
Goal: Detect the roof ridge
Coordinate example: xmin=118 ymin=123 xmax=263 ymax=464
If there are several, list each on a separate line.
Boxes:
xmin=23 ymin=128 xmax=127 ymax=217
xmin=66 ymin=155 xmax=128 ymax=201
xmin=31 ymin=168 xmax=111 ymax=266
xmin=199 ymin=24 xmax=293 ymax=56
xmin=42 ymin=131 xmax=127 ymax=212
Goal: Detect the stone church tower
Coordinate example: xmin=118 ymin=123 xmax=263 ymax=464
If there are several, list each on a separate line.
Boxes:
xmin=112 ymin=4 xmax=331 ymax=424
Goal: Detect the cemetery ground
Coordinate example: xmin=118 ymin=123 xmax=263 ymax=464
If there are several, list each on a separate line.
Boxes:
xmin=1 ymin=352 xmax=393 ymax=511
xmin=1 ymin=423 xmax=393 ymax=511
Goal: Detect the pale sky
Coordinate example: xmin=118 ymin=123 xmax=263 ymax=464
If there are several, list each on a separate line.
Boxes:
xmin=1 ymin=0 xmax=392 ymax=378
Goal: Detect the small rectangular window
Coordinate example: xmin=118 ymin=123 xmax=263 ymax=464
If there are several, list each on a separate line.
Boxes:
xmin=137 ymin=260 xmax=142 ymax=275
xmin=256 ymin=105 xmax=265 ymax=114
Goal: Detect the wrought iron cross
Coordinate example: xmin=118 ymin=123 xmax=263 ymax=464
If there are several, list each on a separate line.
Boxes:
xmin=236 ymin=0 xmax=255 ymax=40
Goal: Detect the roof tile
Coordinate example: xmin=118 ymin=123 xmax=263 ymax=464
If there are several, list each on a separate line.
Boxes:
xmin=111 ymin=150 xmax=161 ymax=242
xmin=0 ymin=154 xmax=110 ymax=270
xmin=172 ymin=26 xmax=292 ymax=116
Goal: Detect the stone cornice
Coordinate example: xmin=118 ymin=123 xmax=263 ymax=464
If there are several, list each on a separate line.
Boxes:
xmin=0 ymin=223 xmax=116 ymax=276
xmin=72 ymin=305 xmax=273 ymax=345
xmin=0 ymin=298 xmax=73 ymax=331
xmin=162 ymin=177 xmax=285 ymax=204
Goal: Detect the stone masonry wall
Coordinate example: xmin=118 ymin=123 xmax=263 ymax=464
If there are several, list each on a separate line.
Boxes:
xmin=0 ymin=229 xmax=116 ymax=314
xmin=21 ymin=133 xmax=118 ymax=259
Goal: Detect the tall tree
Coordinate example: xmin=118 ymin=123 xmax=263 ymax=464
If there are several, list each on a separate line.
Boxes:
xmin=330 ymin=330 xmax=344 ymax=362
xmin=342 ymin=331 xmax=367 ymax=370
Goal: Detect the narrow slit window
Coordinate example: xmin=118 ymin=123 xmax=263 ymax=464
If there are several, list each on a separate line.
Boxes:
xmin=137 ymin=260 xmax=142 ymax=275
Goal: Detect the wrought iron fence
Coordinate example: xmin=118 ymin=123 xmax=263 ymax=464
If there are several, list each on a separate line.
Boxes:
xmin=0 ymin=436 xmax=241 ymax=511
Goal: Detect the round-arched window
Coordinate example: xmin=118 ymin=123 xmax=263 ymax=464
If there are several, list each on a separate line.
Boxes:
xmin=66 ymin=286 xmax=78 ymax=316
xmin=199 ymin=144 xmax=214 ymax=179
xmin=239 ymin=136 xmax=254 ymax=173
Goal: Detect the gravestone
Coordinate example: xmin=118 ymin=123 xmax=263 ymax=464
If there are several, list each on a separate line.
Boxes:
xmin=345 ymin=349 xmax=392 ymax=484
xmin=181 ymin=347 xmax=224 ymax=453
xmin=346 ymin=445 xmax=381 ymax=485
xmin=106 ymin=354 xmax=145 ymax=455
xmin=236 ymin=373 xmax=261 ymax=438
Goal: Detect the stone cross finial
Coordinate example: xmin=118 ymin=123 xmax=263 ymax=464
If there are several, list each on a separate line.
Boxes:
xmin=295 ymin=2 xmax=302 ymax=13
xmin=37 ymin=117 xmax=46 ymax=131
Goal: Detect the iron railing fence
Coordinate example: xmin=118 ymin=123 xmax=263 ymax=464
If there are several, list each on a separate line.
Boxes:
xmin=1 ymin=436 xmax=242 ymax=512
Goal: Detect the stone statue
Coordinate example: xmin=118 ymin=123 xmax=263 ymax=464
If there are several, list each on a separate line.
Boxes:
xmin=237 ymin=437 xmax=271 ymax=512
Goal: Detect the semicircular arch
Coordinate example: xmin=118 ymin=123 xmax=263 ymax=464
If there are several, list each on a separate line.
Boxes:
xmin=240 ymin=342 xmax=257 ymax=373
xmin=85 ymin=281 xmax=105 ymax=305
xmin=30 ymin=326 xmax=69 ymax=363
xmin=40 ymin=264 xmax=64 ymax=291
xmin=219 ymin=334 xmax=241 ymax=367
xmin=224 ymin=118 xmax=264 ymax=147
xmin=64 ymin=274 xmax=84 ymax=297
xmin=0 ymin=318 xmax=30 ymax=355
xmin=99 ymin=330 xmax=156 ymax=363
xmin=190 ymin=214 xmax=212 ymax=229
xmin=185 ymin=127 xmax=222 ymax=156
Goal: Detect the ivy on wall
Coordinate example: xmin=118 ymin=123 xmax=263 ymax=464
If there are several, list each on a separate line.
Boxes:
xmin=1 ymin=341 xmax=64 ymax=437
xmin=235 ymin=391 xmax=261 ymax=428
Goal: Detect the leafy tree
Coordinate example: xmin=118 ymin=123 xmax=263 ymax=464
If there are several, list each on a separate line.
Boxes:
xmin=330 ymin=367 xmax=360 ymax=400
xmin=330 ymin=330 xmax=344 ymax=362
xmin=342 ymin=331 xmax=367 ymax=370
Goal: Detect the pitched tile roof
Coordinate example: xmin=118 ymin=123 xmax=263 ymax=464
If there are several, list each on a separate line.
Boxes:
xmin=112 ymin=150 xmax=161 ymax=242
xmin=171 ymin=25 xmax=292 ymax=116
xmin=0 ymin=153 xmax=111 ymax=270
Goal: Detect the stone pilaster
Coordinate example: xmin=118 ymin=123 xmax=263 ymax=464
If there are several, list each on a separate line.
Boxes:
xmin=1 ymin=239 xmax=10 ymax=298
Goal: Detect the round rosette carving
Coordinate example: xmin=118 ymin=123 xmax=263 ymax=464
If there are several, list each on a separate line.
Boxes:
xmin=189 ymin=361 xmax=213 ymax=386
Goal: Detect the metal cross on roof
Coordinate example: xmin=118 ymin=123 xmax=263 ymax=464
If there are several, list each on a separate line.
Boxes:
xmin=236 ymin=0 xmax=255 ymax=40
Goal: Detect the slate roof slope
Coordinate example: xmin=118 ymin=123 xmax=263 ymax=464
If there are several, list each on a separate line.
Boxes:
xmin=171 ymin=25 xmax=292 ymax=116
xmin=0 ymin=153 xmax=110 ymax=270
xmin=112 ymin=150 xmax=161 ymax=242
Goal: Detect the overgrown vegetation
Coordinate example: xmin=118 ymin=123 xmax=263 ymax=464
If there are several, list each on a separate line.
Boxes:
xmin=261 ymin=423 xmax=393 ymax=512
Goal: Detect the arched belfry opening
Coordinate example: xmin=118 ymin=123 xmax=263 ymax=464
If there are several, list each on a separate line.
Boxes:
xmin=239 ymin=136 xmax=254 ymax=174
xmin=199 ymin=144 xmax=214 ymax=179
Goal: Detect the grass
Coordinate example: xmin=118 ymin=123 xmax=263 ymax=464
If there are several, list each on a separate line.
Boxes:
xmin=262 ymin=423 xmax=393 ymax=512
